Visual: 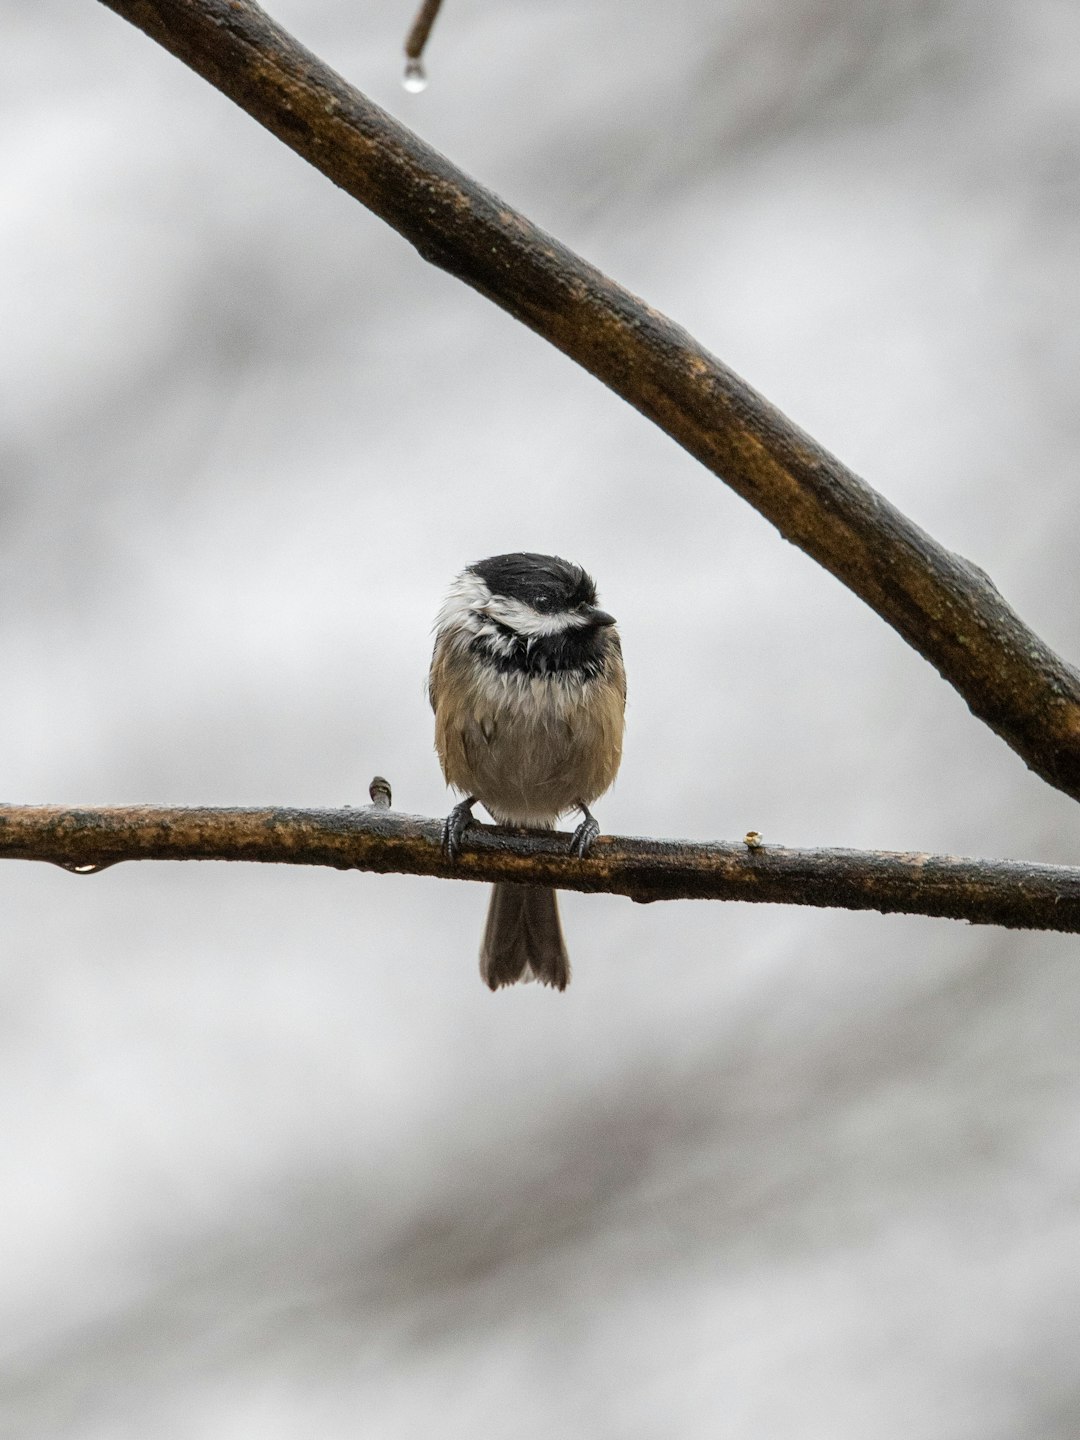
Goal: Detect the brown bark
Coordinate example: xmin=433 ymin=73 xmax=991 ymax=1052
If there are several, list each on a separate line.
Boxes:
xmin=5 ymin=802 xmax=1080 ymax=935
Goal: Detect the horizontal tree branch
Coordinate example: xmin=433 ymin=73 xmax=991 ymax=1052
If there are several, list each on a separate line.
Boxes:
xmin=5 ymin=801 xmax=1080 ymax=935
xmin=96 ymin=0 xmax=1080 ymax=806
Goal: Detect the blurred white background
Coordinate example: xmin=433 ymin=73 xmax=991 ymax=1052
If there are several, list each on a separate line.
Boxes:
xmin=3 ymin=0 xmax=1080 ymax=1434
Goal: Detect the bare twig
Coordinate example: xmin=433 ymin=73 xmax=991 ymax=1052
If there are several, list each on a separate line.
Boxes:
xmin=403 ymin=0 xmax=443 ymax=61
xmin=96 ymin=0 xmax=1080 ymax=804
xmin=368 ymin=775 xmax=393 ymax=808
xmin=4 ymin=801 xmax=1080 ymax=935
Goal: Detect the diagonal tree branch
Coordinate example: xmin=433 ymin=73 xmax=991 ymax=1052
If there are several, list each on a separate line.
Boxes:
xmin=4 ymin=801 xmax=1080 ymax=934
xmin=97 ymin=0 xmax=1080 ymax=803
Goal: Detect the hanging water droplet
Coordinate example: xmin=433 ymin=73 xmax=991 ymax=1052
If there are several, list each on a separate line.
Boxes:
xmin=402 ymin=58 xmax=427 ymax=93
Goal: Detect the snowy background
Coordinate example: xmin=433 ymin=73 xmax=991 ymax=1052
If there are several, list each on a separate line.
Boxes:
xmin=3 ymin=0 xmax=1080 ymax=1435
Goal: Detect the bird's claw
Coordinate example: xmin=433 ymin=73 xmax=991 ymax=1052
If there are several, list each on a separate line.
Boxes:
xmin=569 ymin=806 xmax=600 ymax=859
xmin=443 ymin=797 xmax=477 ymax=861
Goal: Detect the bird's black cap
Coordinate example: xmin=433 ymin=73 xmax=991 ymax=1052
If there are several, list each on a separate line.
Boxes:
xmin=470 ymin=553 xmax=598 ymax=614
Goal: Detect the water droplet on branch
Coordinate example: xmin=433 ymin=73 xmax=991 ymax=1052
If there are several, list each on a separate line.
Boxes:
xmin=402 ymin=58 xmax=428 ymax=93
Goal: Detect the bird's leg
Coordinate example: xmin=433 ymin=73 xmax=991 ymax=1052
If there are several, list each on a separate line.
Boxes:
xmin=443 ymin=796 xmax=477 ymax=860
xmin=569 ymin=802 xmax=601 ymax=859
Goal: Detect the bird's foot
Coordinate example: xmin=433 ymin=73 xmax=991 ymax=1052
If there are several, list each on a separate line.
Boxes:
xmin=443 ymin=797 xmax=477 ymax=860
xmin=569 ymin=803 xmax=600 ymax=859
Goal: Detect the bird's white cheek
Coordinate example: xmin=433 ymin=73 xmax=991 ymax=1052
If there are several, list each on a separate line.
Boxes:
xmin=483 ymin=598 xmax=584 ymax=637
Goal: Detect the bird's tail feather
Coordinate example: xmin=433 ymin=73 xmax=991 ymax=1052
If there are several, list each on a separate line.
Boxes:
xmin=480 ymin=883 xmax=570 ymax=991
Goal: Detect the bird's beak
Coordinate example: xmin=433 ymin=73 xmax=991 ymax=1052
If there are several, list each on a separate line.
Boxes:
xmin=583 ymin=607 xmax=617 ymax=628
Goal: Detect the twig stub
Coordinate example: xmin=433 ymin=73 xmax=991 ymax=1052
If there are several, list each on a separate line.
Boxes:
xmin=369 ymin=776 xmax=393 ymax=808
xmin=404 ymin=0 xmax=443 ymax=61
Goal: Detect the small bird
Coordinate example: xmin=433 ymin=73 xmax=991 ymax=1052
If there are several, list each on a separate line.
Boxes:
xmin=429 ymin=552 xmax=626 ymax=991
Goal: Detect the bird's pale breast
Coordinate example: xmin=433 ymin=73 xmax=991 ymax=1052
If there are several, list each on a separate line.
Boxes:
xmin=431 ymin=641 xmax=625 ymax=825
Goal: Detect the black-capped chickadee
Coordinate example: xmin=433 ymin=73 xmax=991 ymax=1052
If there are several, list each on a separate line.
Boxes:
xmin=429 ymin=552 xmax=626 ymax=991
